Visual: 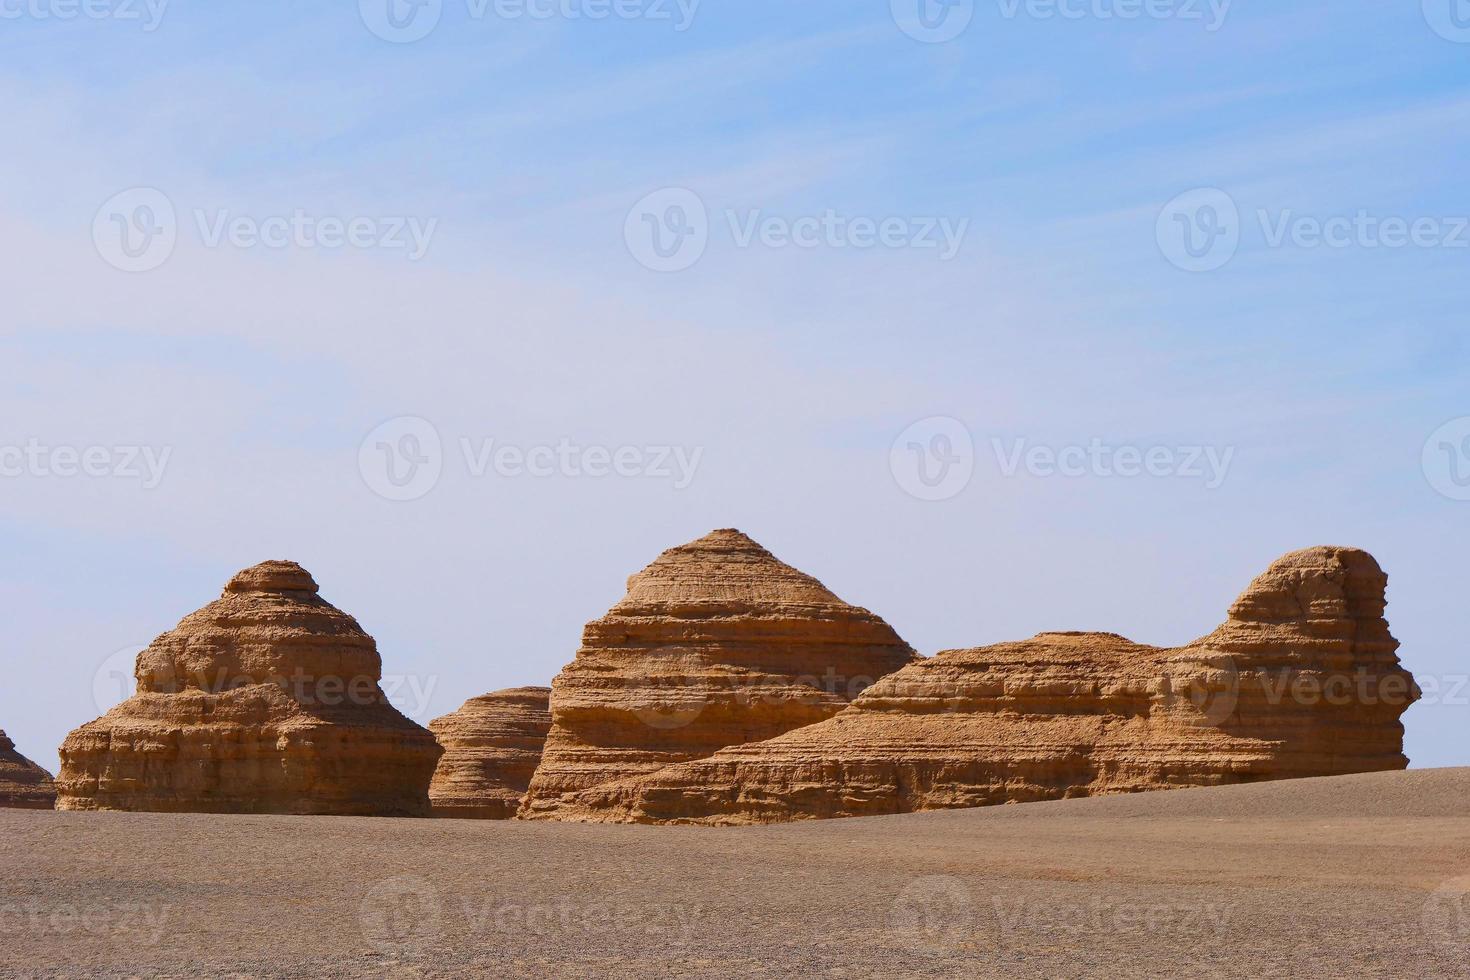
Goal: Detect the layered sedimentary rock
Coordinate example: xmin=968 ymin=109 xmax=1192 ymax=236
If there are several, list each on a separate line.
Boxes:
xmin=562 ymin=546 xmax=1418 ymax=825
xmin=58 ymin=561 xmax=442 ymax=816
xmin=429 ymin=687 xmax=552 ymax=819
xmin=0 ymin=730 xmax=56 ymax=809
xmin=519 ymin=529 xmax=918 ymax=820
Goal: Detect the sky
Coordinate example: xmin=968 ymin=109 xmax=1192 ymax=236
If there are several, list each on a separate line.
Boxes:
xmin=1 ymin=0 xmax=1466 ymax=773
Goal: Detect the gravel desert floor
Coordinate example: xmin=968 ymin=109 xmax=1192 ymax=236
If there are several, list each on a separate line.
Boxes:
xmin=3 ymin=768 xmax=1468 ymax=979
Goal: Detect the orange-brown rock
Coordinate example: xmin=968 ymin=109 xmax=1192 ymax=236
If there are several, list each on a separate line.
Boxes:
xmin=519 ymin=529 xmax=918 ymax=820
xmin=57 ymin=561 xmax=442 ymax=816
xmin=560 ymin=546 xmax=1419 ymax=824
xmin=429 ymin=687 xmax=551 ymax=819
xmin=0 ymin=730 xmax=55 ymax=809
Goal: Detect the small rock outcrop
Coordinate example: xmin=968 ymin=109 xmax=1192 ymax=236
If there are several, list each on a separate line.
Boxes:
xmin=0 ymin=731 xmax=56 ymax=809
xmin=556 ymin=546 xmax=1419 ymax=824
xmin=57 ymin=561 xmax=442 ymax=816
xmin=519 ymin=529 xmax=918 ymax=820
xmin=429 ymin=687 xmax=552 ymax=819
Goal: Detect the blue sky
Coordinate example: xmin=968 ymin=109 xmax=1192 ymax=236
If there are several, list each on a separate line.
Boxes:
xmin=1 ymin=0 xmax=1466 ymax=771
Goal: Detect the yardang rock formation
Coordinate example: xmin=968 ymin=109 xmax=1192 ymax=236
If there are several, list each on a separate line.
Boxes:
xmin=552 ymin=546 xmax=1418 ymax=825
xmin=0 ymin=730 xmax=56 ymax=809
xmin=429 ymin=687 xmax=552 ymax=819
xmin=57 ymin=561 xmax=442 ymax=816
xmin=519 ymin=529 xmax=918 ymax=820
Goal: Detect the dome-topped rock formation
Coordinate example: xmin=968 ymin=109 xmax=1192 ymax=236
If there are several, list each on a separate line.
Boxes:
xmin=518 ymin=529 xmax=918 ymax=820
xmin=0 ymin=730 xmax=56 ymax=809
xmin=429 ymin=687 xmax=552 ymax=819
xmin=549 ymin=546 xmax=1419 ymax=825
xmin=57 ymin=561 xmax=442 ymax=816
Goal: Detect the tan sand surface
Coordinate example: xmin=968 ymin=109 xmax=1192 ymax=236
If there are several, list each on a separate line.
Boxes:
xmin=3 ymin=768 xmax=1467 ymax=978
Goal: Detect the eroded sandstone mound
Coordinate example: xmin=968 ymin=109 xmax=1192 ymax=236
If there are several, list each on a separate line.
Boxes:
xmin=519 ymin=529 xmax=918 ymax=820
xmin=558 ymin=546 xmax=1418 ymax=825
xmin=0 ymin=730 xmax=56 ymax=809
xmin=429 ymin=687 xmax=551 ymax=819
xmin=57 ymin=561 xmax=442 ymax=816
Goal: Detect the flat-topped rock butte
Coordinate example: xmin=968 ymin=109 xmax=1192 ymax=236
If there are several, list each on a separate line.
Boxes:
xmin=57 ymin=560 xmax=442 ymax=816
xmin=519 ymin=529 xmax=919 ymax=820
xmin=429 ymin=687 xmax=552 ymax=819
xmin=553 ymin=545 xmax=1419 ymax=825
xmin=0 ymin=729 xmax=55 ymax=809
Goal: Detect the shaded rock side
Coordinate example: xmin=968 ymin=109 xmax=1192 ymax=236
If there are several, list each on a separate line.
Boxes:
xmin=559 ymin=546 xmax=1419 ymax=825
xmin=429 ymin=687 xmax=551 ymax=819
xmin=0 ymin=730 xmax=56 ymax=809
xmin=519 ymin=529 xmax=918 ymax=819
xmin=57 ymin=561 xmax=442 ymax=816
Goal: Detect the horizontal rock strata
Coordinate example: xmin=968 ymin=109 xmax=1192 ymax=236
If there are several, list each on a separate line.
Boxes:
xmin=429 ymin=687 xmax=552 ymax=819
xmin=57 ymin=561 xmax=442 ymax=816
xmin=556 ymin=546 xmax=1418 ymax=824
xmin=0 ymin=731 xmax=56 ymax=809
xmin=519 ymin=529 xmax=918 ymax=820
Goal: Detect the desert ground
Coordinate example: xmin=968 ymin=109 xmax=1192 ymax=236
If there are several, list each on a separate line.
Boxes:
xmin=3 ymin=768 xmax=1467 ymax=979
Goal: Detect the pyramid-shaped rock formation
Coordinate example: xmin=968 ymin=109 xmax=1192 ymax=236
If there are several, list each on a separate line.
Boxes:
xmin=57 ymin=561 xmax=442 ymax=816
xmin=429 ymin=687 xmax=552 ymax=819
xmin=0 ymin=730 xmax=56 ymax=809
xmin=555 ymin=546 xmax=1419 ymax=824
xmin=519 ymin=529 xmax=918 ymax=820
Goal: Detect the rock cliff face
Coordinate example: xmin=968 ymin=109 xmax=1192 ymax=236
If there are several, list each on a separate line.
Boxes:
xmin=519 ymin=529 xmax=918 ymax=820
xmin=553 ymin=546 xmax=1418 ymax=825
xmin=429 ymin=687 xmax=551 ymax=819
xmin=0 ymin=731 xmax=56 ymax=809
xmin=57 ymin=561 xmax=442 ymax=816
